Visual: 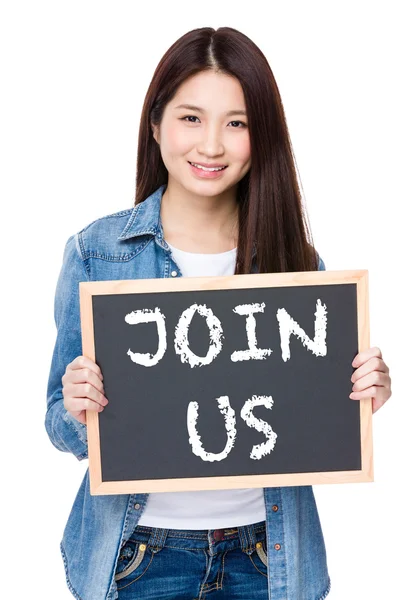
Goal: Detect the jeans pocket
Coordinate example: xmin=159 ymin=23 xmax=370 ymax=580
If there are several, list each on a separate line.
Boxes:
xmin=256 ymin=541 xmax=268 ymax=567
xmin=248 ymin=537 xmax=268 ymax=577
xmin=115 ymin=540 xmax=152 ymax=584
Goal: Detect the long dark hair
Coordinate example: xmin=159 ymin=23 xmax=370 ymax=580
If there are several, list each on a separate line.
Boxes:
xmin=134 ymin=26 xmax=318 ymax=274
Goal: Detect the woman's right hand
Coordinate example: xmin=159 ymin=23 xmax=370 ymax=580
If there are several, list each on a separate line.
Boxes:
xmin=62 ymin=356 xmax=109 ymax=424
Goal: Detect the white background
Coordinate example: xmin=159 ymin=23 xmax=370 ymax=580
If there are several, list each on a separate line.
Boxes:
xmin=1 ymin=1 xmax=413 ymax=598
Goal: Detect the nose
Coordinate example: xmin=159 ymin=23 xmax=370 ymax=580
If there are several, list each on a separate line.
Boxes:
xmin=197 ymin=123 xmax=225 ymax=157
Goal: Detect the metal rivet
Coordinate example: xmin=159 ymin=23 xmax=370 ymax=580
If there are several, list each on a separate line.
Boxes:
xmin=171 ymin=270 xmax=177 ymax=277
xmin=256 ymin=542 xmax=262 ymax=549
xmin=272 ymin=505 xmax=279 ymax=512
xmin=139 ymin=543 xmax=146 ymax=551
xmin=134 ymin=503 xmax=141 ymax=510
xmin=274 ymin=543 xmax=281 ymax=551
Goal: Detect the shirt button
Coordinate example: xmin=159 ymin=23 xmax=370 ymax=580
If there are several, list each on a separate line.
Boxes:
xmin=272 ymin=505 xmax=279 ymax=512
xmin=171 ymin=271 xmax=177 ymax=277
xmin=274 ymin=543 xmax=281 ymax=551
xmin=134 ymin=503 xmax=141 ymax=510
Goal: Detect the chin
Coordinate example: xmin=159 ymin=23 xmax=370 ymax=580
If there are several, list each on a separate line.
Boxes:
xmin=188 ymin=180 xmax=232 ymax=195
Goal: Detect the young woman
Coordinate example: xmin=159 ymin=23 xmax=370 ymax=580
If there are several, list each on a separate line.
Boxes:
xmin=46 ymin=26 xmax=392 ymax=600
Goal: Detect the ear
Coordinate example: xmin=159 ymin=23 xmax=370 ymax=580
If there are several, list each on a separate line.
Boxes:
xmin=151 ymin=123 xmax=160 ymax=144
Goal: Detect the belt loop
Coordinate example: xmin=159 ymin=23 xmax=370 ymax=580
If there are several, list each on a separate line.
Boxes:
xmin=147 ymin=527 xmax=168 ymax=553
xmin=238 ymin=524 xmax=252 ymax=554
xmin=247 ymin=523 xmax=256 ymax=552
xmin=238 ymin=523 xmax=257 ymax=555
xmin=237 ymin=524 xmax=247 ymax=552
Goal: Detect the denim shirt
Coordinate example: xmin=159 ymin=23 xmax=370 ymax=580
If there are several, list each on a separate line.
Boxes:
xmin=46 ymin=183 xmax=331 ymax=600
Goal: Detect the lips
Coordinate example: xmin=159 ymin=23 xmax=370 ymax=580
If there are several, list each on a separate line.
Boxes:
xmin=188 ymin=161 xmax=228 ymax=178
xmin=188 ymin=161 xmax=227 ymax=170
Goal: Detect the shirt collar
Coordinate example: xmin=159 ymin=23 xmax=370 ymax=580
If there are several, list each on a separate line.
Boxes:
xmin=117 ymin=183 xmax=167 ymax=241
xmin=117 ymin=182 xmax=257 ymax=261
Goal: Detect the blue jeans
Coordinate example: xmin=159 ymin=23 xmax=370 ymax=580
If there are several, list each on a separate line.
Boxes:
xmin=115 ymin=520 xmax=269 ymax=599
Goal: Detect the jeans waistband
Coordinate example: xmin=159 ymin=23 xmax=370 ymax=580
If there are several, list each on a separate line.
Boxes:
xmin=133 ymin=520 xmax=266 ymax=555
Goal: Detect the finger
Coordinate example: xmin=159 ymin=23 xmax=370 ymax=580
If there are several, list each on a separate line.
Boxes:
xmin=349 ymin=385 xmax=389 ymax=403
xmin=66 ymin=397 xmax=105 ymax=413
xmin=351 ymin=370 xmax=389 ymax=393
xmin=73 ymin=411 xmax=87 ymax=425
xmin=66 ymin=410 xmax=87 ymax=425
xmin=67 ymin=355 xmax=104 ymax=380
xmin=67 ymin=382 xmax=108 ymax=407
xmin=63 ymin=367 xmax=105 ymax=394
xmin=372 ymin=393 xmax=389 ymax=414
xmin=351 ymin=357 xmax=388 ymax=383
xmin=352 ymin=346 xmax=382 ymax=369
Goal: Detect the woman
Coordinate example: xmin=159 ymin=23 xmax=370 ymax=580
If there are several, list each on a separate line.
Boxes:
xmin=45 ymin=26 xmax=392 ymax=600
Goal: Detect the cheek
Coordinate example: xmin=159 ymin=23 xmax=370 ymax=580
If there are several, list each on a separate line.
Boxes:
xmin=162 ymin=123 xmax=191 ymax=156
xmin=232 ymin=134 xmax=251 ymax=163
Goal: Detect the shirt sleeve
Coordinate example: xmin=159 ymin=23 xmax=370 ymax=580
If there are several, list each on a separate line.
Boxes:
xmin=44 ymin=233 xmax=89 ymax=461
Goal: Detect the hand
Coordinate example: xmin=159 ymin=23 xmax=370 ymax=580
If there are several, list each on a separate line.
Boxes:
xmin=62 ymin=356 xmax=109 ymax=424
xmin=349 ymin=346 xmax=391 ymax=414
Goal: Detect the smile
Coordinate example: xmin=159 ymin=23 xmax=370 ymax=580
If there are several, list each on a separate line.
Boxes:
xmin=188 ymin=162 xmax=227 ymax=172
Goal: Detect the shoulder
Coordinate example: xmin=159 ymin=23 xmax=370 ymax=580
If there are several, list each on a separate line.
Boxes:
xmin=306 ymin=243 xmax=326 ymax=271
xmin=317 ymin=254 xmax=326 ymax=271
xmin=70 ymin=207 xmax=138 ymax=260
xmin=79 ymin=207 xmax=134 ymax=239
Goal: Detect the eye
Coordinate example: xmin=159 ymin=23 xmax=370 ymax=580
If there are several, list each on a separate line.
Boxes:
xmin=229 ymin=120 xmax=247 ymax=128
xmin=181 ymin=115 xmax=200 ymax=123
xmin=180 ymin=116 xmax=247 ymax=128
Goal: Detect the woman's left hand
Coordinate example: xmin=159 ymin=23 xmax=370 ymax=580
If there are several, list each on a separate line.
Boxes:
xmin=349 ymin=346 xmax=392 ymax=413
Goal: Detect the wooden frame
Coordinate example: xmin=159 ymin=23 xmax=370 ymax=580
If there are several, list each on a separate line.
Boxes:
xmin=80 ymin=269 xmax=372 ymax=495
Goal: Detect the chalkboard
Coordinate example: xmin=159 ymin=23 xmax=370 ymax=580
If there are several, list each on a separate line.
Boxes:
xmin=79 ymin=270 xmax=373 ymax=495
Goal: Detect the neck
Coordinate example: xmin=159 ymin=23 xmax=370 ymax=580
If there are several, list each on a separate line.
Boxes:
xmin=160 ymin=179 xmax=239 ymax=253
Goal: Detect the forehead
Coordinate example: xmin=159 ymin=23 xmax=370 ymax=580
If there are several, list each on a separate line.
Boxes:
xmin=169 ymin=71 xmax=246 ymax=111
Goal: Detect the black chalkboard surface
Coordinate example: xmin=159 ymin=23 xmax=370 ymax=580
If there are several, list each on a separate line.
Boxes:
xmin=80 ymin=270 xmax=373 ymax=495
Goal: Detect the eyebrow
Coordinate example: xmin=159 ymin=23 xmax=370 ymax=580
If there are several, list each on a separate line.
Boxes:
xmin=174 ymin=103 xmax=247 ymax=117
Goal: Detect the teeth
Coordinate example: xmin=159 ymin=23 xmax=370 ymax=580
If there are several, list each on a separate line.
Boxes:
xmin=190 ymin=162 xmax=226 ymax=172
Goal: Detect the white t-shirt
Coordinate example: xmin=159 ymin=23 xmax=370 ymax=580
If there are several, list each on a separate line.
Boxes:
xmin=137 ymin=242 xmax=266 ymax=529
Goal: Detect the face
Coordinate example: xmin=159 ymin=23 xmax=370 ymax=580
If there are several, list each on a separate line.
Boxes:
xmin=152 ymin=70 xmax=251 ymax=197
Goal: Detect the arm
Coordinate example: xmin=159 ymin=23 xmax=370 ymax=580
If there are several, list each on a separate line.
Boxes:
xmin=45 ymin=234 xmax=89 ymax=460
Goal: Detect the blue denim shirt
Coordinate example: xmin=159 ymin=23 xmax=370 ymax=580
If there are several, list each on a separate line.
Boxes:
xmin=46 ymin=183 xmax=331 ymax=600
